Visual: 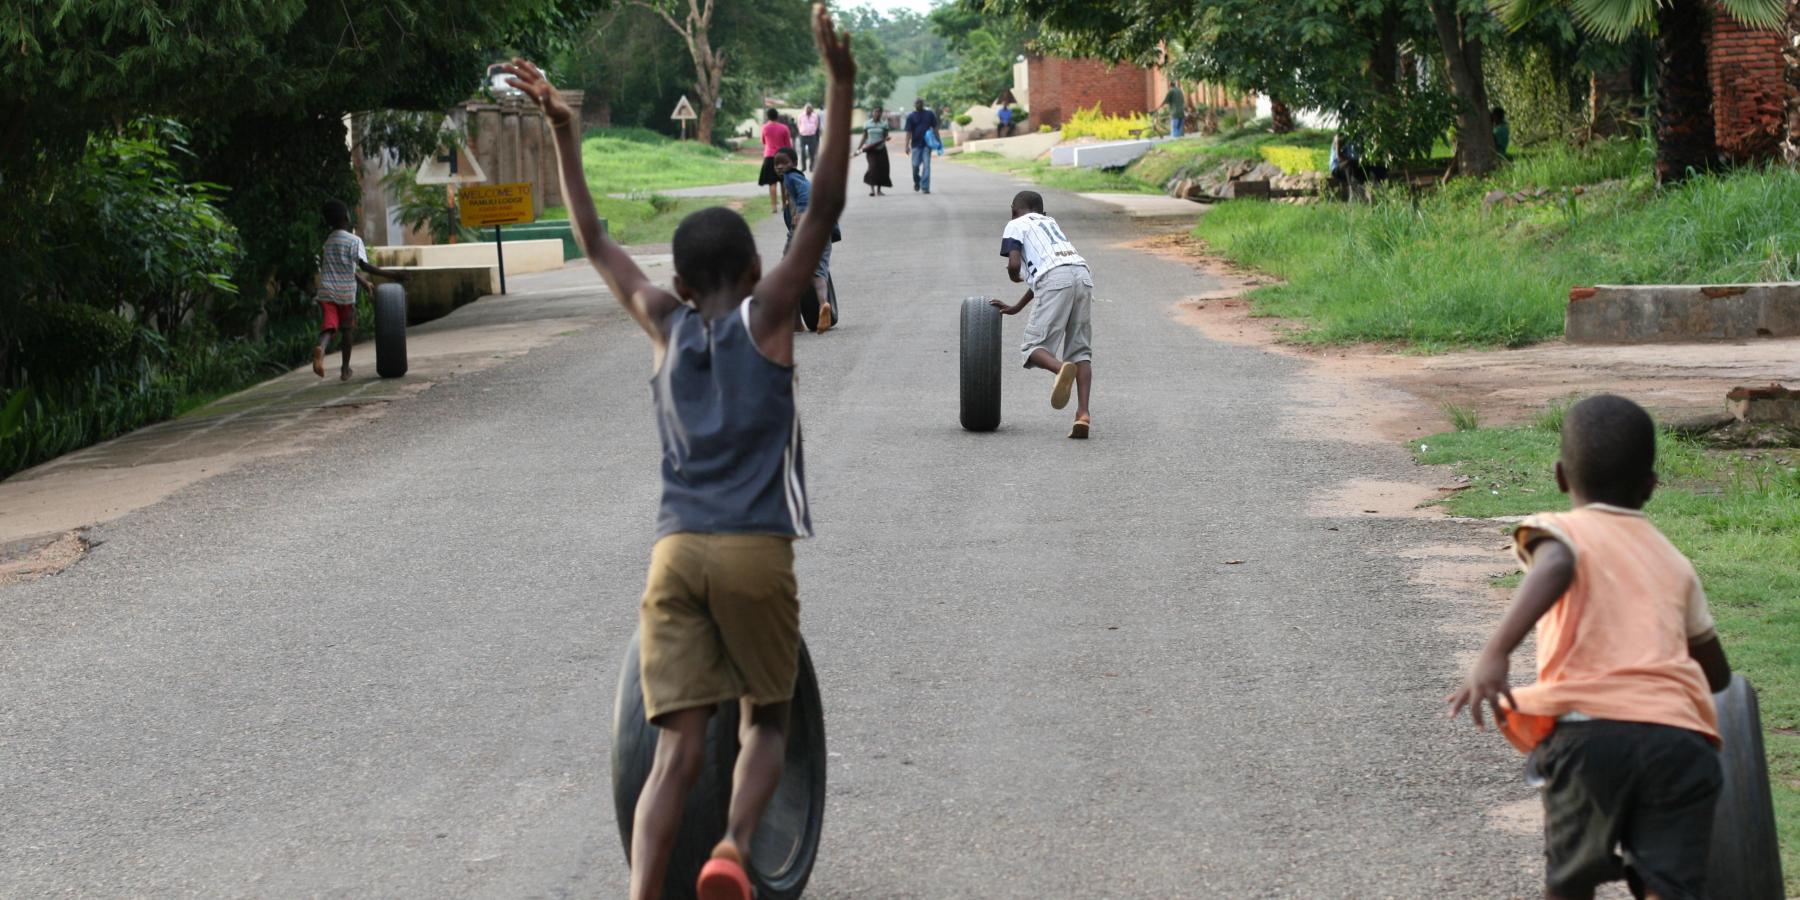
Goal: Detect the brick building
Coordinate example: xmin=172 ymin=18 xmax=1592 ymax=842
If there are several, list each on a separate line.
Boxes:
xmin=1017 ymin=55 xmax=1159 ymax=128
xmin=1707 ymin=17 xmax=1784 ymax=163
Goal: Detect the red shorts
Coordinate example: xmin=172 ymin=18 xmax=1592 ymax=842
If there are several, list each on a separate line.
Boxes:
xmin=320 ymin=301 xmax=355 ymax=332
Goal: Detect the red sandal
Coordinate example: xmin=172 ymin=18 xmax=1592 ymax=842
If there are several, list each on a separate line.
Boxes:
xmin=696 ymin=842 xmax=752 ymax=900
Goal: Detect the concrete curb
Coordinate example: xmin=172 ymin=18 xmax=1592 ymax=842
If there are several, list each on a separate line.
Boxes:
xmin=1566 ymin=282 xmax=1800 ymax=344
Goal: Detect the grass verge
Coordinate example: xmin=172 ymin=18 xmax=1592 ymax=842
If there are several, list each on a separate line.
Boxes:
xmin=1416 ymin=424 xmax=1800 ymax=888
xmin=545 ymin=196 xmax=770 ymax=246
xmin=578 ymin=127 xmax=760 ymax=195
xmin=1132 ymin=126 xmax=1335 ymax=186
xmin=1194 ymin=141 xmax=1800 ymax=348
xmin=952 ymin=151 xmax=1159 ymax=194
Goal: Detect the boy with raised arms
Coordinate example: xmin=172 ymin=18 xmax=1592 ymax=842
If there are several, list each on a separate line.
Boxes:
xmin=502 ymin=8 xmax=855 ymax=899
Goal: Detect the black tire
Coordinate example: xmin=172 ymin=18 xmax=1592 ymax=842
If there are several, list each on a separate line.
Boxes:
xmin=373 ymin=283 xmax=407 ymax=379
xmin=959 ymin=296 xmax=1002 ymax=431
xmin=611 ymin=631 xmax=827 ymax=900
xmin=1708 ymin=674 xmax=1785 ymax=899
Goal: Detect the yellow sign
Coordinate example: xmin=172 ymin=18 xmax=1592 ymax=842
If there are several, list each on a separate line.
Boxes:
xmin=458 ymin=182 xmax=535 ymax=227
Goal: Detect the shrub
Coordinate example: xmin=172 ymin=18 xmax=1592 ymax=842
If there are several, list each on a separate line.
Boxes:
xmin=1258 ymin=145 xmax=1329 ymax=174
xmin=1061 ymin=105 xmax=1150 ymax=141
xmin=955 ymin=114 xmax=973 ymax=126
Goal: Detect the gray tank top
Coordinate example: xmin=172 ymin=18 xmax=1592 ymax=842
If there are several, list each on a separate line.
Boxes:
xmin=651 ymin=299 xmax=811 ymax=539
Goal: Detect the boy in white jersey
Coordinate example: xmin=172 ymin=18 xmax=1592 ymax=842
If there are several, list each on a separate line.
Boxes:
xmin=991 ymin=191 xmax=1095 ymax=438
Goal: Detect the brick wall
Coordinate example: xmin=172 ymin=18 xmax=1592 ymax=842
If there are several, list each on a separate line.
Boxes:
xmin=1025 ymin=55 xmax=1153 ymax=128
xmin=1707 ymin=15 xmax=1784 ymax=162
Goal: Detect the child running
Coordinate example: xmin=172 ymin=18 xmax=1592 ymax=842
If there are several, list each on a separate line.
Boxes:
xmin=990 ymin=191 xmax=1095 ymax=438
xmin=313 ymin=200 xmax=408 ymax=381
xmin=503 ymin=8 xmax=855 ymax=900
xmin=1448 ymin=394 xmax=1732 ymax=900
xmin=773 ymin=146 xmax=834 ymax=332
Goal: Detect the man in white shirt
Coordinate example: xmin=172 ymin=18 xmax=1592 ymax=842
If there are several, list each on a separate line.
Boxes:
xmin=797 ymin=103 xmax=821 ymax=172
xmin=990 ymin=191 xmax=1095 ymax=439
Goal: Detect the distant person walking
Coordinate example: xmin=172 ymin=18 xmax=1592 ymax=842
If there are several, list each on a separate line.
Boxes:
xmin=904 ymin=99 xmax=938 ymax=194
xmin=758 ymin=107 xmax=793 ymax=214
xmin=861 ymin=106 xmax=892 ymax=197
xmin=1159 ymin=82 xmax=1186 ymax=138
xmin=797 ymin=103 xmax=821 ymax=171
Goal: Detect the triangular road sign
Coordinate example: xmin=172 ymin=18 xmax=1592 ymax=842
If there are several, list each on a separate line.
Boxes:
xmin=671 ymin=95 xmax=698 ymax=121
xmin=415 ymin=140 xmax=488 ymax=185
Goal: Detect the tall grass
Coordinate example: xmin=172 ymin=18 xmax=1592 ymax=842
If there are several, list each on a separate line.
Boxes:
xmin=578 ymin=127 xmax=760 ymax=196
xmin=1196 ymin=141 xmax=1800 ymax=347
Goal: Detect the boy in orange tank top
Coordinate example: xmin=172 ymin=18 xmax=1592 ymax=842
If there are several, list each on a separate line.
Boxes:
xmin=1448 ymin=394 xmax=1732 ymax=900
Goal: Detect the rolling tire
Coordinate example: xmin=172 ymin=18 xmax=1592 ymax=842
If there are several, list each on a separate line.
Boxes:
xmin=1707 ymin=674 xmax=1785 ymax=899
xmin=373 ymin=283 xmax=407 ymax=379
xmin=959 ymin=296 xmax=1002 ymax=431
xmin=611 ymin=631 xmax=826 ymax=900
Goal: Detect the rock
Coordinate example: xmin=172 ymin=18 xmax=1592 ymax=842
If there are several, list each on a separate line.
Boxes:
xmin=1219 ymin=179 xmax=1270 ymax=200
xmin=1483 ymin=189 xmax=1509 ymax=210
xmin=1727 ymin=383 xmax=1799 ymax=426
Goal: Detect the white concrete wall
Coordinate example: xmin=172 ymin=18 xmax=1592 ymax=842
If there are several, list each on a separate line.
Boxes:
xmin=961 ymin=131 xmax=1062 ymax=161
xmin=371 ymin=239 xmax=564 ymax=274
xmin=1068 ymin=139 xmax=1169 ymax=169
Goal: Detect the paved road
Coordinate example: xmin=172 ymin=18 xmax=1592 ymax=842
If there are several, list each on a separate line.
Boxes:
xmin=1 ymin=161 xmax=1538 ymax=897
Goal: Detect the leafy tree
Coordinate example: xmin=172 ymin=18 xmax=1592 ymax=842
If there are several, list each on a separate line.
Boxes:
xmin=1498 ymin=0 xmax=1782 ymax=182
xmin=837 ymin=6 xmax=954 ymax=75
xmin=925 ymin=5 xmax=1034 ymax=107
xmin=629 ymin=0 xmax=814 ymax=143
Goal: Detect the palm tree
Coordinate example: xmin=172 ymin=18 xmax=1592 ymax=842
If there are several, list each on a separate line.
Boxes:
xmin=1503 ymin=0 xmax=1781 ymax=182
xmin=1785 ymin=0 xmax=1800 ymax=162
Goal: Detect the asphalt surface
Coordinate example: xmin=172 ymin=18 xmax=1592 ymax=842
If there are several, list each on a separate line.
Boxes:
xmin=0 ymin=160 xmax=1541 ymax=897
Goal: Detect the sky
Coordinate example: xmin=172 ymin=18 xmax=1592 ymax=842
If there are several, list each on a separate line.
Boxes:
xmin=851 ymin=0 xmax=941 ymax=14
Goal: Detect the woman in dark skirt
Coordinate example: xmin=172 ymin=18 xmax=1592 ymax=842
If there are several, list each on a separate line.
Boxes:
xmin=758 ymin=107 xmax=793 ymax=214
xmin=861 ymin=107 xmax=892 ymax=196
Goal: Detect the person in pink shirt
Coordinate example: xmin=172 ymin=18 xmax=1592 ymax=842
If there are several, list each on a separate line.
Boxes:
xmin=757 ymin=108 xmax=794 ymax=214
xmin=797 ymin=103 xmax=821 ymax=172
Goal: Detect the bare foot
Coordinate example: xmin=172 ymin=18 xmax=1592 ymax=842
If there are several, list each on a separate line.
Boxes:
xmin=312 ymin=347 xmax=325 ymax=378
xmin=340 ymin=367 xmax=353 ymax=382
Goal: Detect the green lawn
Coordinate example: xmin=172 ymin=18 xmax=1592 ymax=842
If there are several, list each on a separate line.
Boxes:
xmin=544 ymin=195 xmax=770 ymax=247
xmin=952 ymin=151 xmax=1160 ymax=194
xmin=1131 ymin=126 xmax=1335 ymax=186
xmin=578 ymin=126 xmax=761 ymax=195
xmin=1416 ymin=423 xmax=1800 ymax=888
xmin=1193 ymin=140 xmax=1800 ymax=348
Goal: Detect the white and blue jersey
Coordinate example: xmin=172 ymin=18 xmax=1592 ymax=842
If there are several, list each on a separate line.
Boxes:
xmin=1000 ymin=212 xmax=1087 ymax=290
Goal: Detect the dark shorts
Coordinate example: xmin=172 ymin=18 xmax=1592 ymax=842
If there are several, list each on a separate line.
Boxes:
xmin=1535 ymin=720 xmax=1722 ymax=898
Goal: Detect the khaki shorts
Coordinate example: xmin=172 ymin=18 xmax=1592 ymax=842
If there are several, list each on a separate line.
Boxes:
xmin=639 ymin=533 xmax=801 ymax=721
xmin=1020 ymin=264 xmax=1093 ymax=366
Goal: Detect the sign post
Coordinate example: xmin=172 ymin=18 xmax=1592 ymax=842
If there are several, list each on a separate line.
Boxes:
xmin=456 ymin=182 xmax=535 ymax=295
xmin=671 ymin=95 xmax=698 ymax=140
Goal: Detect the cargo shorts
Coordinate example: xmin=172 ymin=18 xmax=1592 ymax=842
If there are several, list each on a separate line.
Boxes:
xmin=638 ymin=533 xmax=801 ymax=722
xmin=1021 ymin=264 xmax=1093 ymax=367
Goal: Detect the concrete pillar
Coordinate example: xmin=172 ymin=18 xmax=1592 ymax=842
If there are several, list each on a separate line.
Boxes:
xmin=519 ymin=109 xmax=542 ymax=217
xmin=473 ymin=106 xmax=502 ymax=185
xmin=501 ymin=104 xmax=522 ymax=184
